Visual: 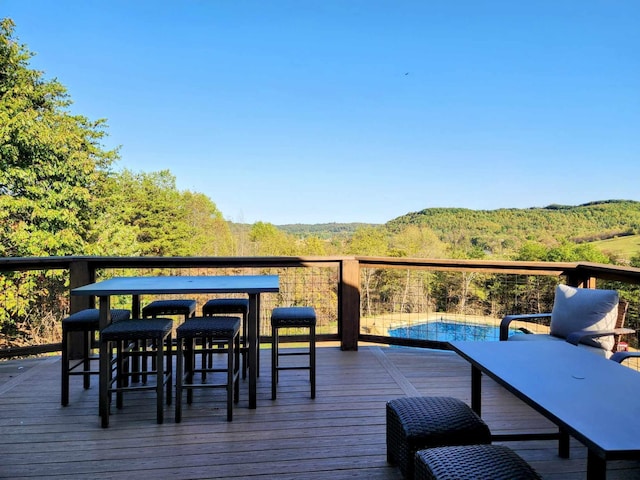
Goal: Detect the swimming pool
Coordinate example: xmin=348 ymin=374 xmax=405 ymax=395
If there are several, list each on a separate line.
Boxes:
xmin=388 ymin=320 xmax=505 ymax=342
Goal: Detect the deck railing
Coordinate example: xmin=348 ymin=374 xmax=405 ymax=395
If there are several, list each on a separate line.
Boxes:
xmin=1 ymin=256 xmax=640 ymax=358
xmin=357 ymin=258 xmax=640 ymax=350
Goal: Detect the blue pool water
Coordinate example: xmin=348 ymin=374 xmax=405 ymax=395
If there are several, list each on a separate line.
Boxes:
xmin=388 ymin=320 xmax=502 ymax=342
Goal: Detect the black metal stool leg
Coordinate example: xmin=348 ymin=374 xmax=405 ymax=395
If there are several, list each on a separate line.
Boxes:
xmin=166 ymin=333 xmax=172 ymax=406
xmin=61 ymin=329 xmax=70 ymax=406
xmin=99 ymin=318 xmax=172 ymax=427
xmin=270 ymin=307 xmax=317 ymax=401
xmin=271 ymin=325 xmax=278 ymax=400
xmin=176 ymin=336 xmax=184 ymax=423
xmin=82 ymin=330 xmax=92 ymax=389
xmin=310 ymin=325 xmax=316 ymax=399
xmin=175 ymin=317 xmax=240 ymax=423
xmin=156 ymin=333 xmax=165 ymax=424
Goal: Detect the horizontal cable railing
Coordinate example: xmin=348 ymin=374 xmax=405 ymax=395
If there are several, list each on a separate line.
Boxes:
xmin=94 ymin=264 xmax=339 ymax=342
xmin=356 ymin=258 xmax=640 ymax=367
xmin=0 ymin=257 xmax=344 ymax=358
xmin=1 ymin=256 xmax=639 ymax=360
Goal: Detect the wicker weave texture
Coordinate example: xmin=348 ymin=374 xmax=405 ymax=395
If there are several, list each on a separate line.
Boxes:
xmin=203 ymin=298 xmax=249 ymax=315
xmin=62 ymin=308 xmax=130 ymax=330
xmin=271 ymin=307 xmax=316 ymax=327
xmin=177 ymin=317 xmax=240 ymax=339
xmin=142 ymin=299 xmax=197 ymax=317
xmin=415 ymin=444 xmax=542 ymax=480
xmin=101 ymin=318 xmax=173 ymax=341
xmin=386 ymin=396 xmax=491 ymax=479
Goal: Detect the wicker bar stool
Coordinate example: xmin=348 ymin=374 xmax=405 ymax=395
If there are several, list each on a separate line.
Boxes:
xmin=386 ymin=396 xmax=491 ymax=479
xmin=100 ymin=318 xmax=173 ymax=426
xmin=61 ymin=308 xmax=130 ymax=406
xmin=202 ymin=298 xmax=251 ymax=378
xmin=415 ymin=444 xmax=542 ymax=480
xmin=175 ymin=317 xmax=240 ymax=422
xmin=141 ymin=299 xmax=197 ymax=320
xmin=270 ymin=306 xmax=316 ymax=400
xmin=140 ymin=299 xmax=197 ymax=379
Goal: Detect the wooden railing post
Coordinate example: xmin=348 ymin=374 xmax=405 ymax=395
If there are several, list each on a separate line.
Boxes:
xmin=69 ymin=259 xmax=95 ymax=312
xmin=339 ymin=259 xmax=360 ymax=351
xmin=565 ymin=273 xmax=596 ymax=289
xmin=68 ymin=259 xmax=95 ymax=359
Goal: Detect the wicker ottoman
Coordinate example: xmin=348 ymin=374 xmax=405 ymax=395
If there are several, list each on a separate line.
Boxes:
xmin=386 ymin=396 xmax=491 ymax=479
xmin=415 ymin=444 xmax=542 ymax=480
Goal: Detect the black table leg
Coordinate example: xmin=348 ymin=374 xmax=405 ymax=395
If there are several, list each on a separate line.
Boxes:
xmin=99 ymin=296 xmax=112 ymax=428
xmin=587 ymin=450 xmax=606 ymax=480
xmin=248 ymin=293 xmax=258 ymax=409
xmin=559 ymin=429 xmax=570 ymax=458
xmin=471 ymin=365 xmax=482 ymax=416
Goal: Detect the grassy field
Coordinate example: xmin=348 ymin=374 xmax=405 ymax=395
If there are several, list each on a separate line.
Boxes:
xmin=591 ymin=234 xmax=640 ymax=260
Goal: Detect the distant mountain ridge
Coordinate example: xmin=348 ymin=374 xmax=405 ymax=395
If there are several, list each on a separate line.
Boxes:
xmin=387 ymin=199 xmax=640 ymax=251
xmin=276 ymin=222 xmax=378 ymax=239
xmin=278 ymin=200 xmax=640 ymax=253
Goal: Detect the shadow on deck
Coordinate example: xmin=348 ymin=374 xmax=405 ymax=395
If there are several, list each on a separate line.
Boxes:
xmin=1 ymin=346 xmax=639 ymax=479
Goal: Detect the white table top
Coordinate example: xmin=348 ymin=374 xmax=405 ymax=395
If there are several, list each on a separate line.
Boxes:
xmin=450 ymin=340 xmax=640 ymax=460
xmin=71 ymin=275 xmax=280 ymax=296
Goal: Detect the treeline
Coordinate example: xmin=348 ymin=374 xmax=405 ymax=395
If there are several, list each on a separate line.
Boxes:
xmin=272 ymin=202 xmax=640 ymax=265
xmin=276 ymin=223 xmax=376 ymax=240
xmin=4 ymin=17 xmax=640 ymax=267
xmin=3 ymin=18 xmax=640 ymax=349
xmin=385 ymin=200 xmax=640 ymax=260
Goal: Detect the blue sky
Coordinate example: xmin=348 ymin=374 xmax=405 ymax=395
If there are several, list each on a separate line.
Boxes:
xmin=3 ymin=1 xmax=639 ymax=225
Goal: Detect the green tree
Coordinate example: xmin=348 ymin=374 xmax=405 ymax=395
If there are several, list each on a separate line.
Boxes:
xmin=88 ymin=171 xmax=141 ymax=256
xmin=514 ymin=242 xmax=549 ymax=261
xmin=0 ymin=18 xmax=117 ymax=257
xmin=346 ymin=226 xmax=388 ymax=256
xmin=93 ymin=169 xmax=233 ymax=257
xmin=346 ymin=226 xmax=389 ymax=316
xmin=249 ymin=221 xmax=295 ymax=256
xmin=0 ymin=18 xmax=117 ymax=344
xmin=99 ymin=170 xmax=187 ymax=256
xmin=182 ymin=190 xmax=235 ymax=256
xmin=389 ymin=225 xmax=447 ymax=258
xmin=546 ymin=242 xmax=612 ymax=263
xmin=297 ymin=236 xmax=327 ymax=256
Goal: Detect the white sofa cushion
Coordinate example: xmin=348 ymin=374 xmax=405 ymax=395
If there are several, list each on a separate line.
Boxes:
xmin=549 ymin=284 xmax=618 ymax=352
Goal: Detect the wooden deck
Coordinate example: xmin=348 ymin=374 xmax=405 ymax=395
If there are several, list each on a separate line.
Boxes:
xmin=1 ymin=345 xmax=639 ymax=479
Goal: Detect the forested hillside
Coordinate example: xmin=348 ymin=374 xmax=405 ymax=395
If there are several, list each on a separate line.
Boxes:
xmin=4 ymin=17 xmax=640 ymax=351
xmin=269 ymin=201 xmax=640 ymax=263
xmin=277 ymin=223 xmax=375 ymax=239
xmin=3 ymin=17 xmax=640 ymax=267
xmin=385 ymin=200 xmax=640 ymax=256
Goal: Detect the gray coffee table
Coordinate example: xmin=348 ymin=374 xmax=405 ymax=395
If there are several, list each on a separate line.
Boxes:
xmin=450 ymin=340 xmax=640 ymax=480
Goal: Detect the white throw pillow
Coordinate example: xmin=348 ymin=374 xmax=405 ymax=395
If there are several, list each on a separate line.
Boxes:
xmin=550 ymin=284 xmax=618 ymax=351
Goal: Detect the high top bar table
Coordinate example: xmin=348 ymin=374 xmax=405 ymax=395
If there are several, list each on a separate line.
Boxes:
xmin=72 ymin=275 xmax=279 ymax=427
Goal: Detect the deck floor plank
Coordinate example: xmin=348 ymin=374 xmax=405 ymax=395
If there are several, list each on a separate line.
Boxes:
xmin=1 ymin=346 xmax=639 ymax=479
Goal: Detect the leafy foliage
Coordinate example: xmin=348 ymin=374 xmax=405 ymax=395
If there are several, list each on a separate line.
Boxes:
xmin=0 ymin=18 xmax=120 ymax=344
xmin=90 ymin=169 xmax=235 ymax=257
xmin=386 ymin=200 xmax=640 ymax=258
xmin=0 ymin=19 xmax=238 ymax=346
xmin=277 ymin=222 xmax=377 ymax=240
xmin=3 ymin=16 xmax=640 ymax=350
xmin=0 ymin=19 xmax=117 ymax=257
